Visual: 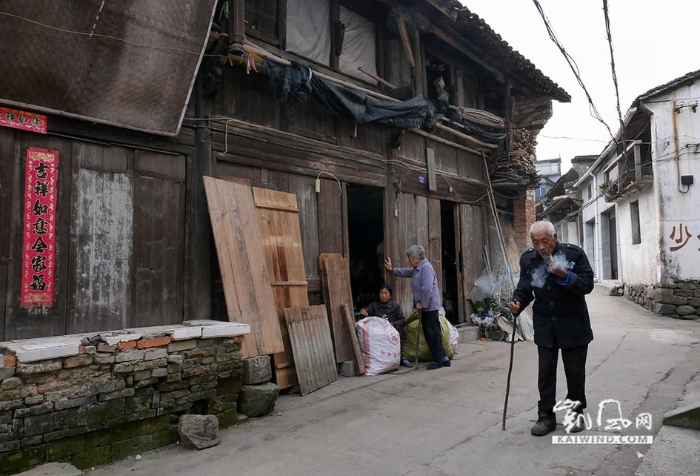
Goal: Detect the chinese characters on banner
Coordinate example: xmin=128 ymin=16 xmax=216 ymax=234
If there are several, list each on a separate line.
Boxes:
xmin=0 ymin=107 xmax=47 ymax=134
xmin=21 ymin=148 xmax=59 ymax=307
xmin=668 ymin=223 xmax=700 ymax=252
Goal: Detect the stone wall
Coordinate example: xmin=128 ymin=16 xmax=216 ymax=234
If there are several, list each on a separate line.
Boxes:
xmin=624 ymin=281 xmax=700 ymax=320
xmin=0 ymin=320 xmax=272 ymax=475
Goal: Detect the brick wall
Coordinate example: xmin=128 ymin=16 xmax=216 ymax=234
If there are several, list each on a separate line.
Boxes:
xmin=513 ymin=189 xmax=536 ymax=252
xmin=0 ymin=321 xmax=252 ymax=475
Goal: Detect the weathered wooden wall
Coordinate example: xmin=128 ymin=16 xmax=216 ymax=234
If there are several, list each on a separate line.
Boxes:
xmin=0 ymin=131 xmax=188 ymax=339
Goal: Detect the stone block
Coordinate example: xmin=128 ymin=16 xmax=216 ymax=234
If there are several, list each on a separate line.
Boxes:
xmin=0 ymin=399 xmax=23 ymax=412
xmin=687 ymin=298 xmax=700 ymax=307
xmin=183 ymin=366 xmax=212 ymax=379
xmin=167 ymin=363 xmax=182 ymax=374
xmin=178 ymin=414 xmax=220 ymax=450
xmin=114 ymin=350 xmax=145 ymax=363
xmin=167 ymin=354 xmax=184 ymax=364
xmin=29 ymin=402 xmax=53 ymax=415
xmin=238 ymin=383 xmax=280 ymax=417
xmin=166 ymin=373 xmax=182 ymax=383
xmin=654 ymin=303 xmax=677 ymax=315
xmin=1 ymin=377 xmax=22 ymax=390
xmin=98 ymin=388 xmax=135 ymax=402
xmin=47 ymin=434 xmax=86 ymax=460
xmin=81 ymin=345 xmax=96 ymax=355
xmin=54 ymin=397 xmax=89 ymax=411
xmin=0 ymin=445 xmax=47 ymax=473
xmin=151 ymin=368 xmax=168 ymax=378
xmin=0 ymin=368 xmax=16 ymax=379
xmin=340 ymin=360 xmax=356 ymax=377
xmin=677 ymin=305 xmax=696 ymax=316
xmin=184 ymin=347 xmax=217 ymax=359
xmin=112 ymin=363 xmax=134 ymax=374
xmin=93 ymin=353 xmax=116 ymax=364
xmin=242 ymin=356 xmax=271 ymax=385
xmin=64 ymin=355 xmax=94 ymax=368
xmin=111 ymin=434 xmax=154 ymax=461
xmin=96 ymin=343 xmax=117 ymax=353
xmin=134 ymin=377 xmax=158 ymax=388
xmin=670 ymin=296 xmax=688 ymax=306
xmin=72 ymin=445 xmax=112 ymax=469
xmin=654 ymin=288 xmax=674 ymax=304
xmin=132 ymin=358 xmax=167 ymax=372
xmin=144 ymin=348 xmax=168 ymax=361
xmin=677 ymin=282 xmax=699 ymax=290
xmin=16 ymin=360 xmax=63 ymax=375
xmin=24 ymin=395 xmax=44 ymax=406
xmin=167 ymin=340 xmax=197 ymax=352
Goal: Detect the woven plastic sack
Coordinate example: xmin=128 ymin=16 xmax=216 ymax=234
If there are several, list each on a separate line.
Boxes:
xmin=403 ymin=310 xmax=456 ymax=362
xmin=356 ymin=316 xmax=401 ymax=376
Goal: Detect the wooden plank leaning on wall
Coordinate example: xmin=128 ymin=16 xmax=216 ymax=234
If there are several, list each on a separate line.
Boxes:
xmin=203 ymin=176 xmax=284 ymax=358
xmin=252 ymin=186 xmax=309 ymax=389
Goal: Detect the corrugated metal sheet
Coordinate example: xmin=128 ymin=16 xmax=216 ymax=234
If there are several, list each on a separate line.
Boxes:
xmin=0 ymin=0 xmax=217 ymax=135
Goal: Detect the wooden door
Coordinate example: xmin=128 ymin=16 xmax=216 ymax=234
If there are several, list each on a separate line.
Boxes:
xmin=131 ymin=151 xmax=187 ymax=328
xmin=457 ymin=203 xmax=487 ymax=322
xmin=67 ymin=143 xmax=134 ymax=333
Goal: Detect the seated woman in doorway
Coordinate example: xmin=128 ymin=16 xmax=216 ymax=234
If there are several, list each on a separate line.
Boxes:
xmin=360 ymin=284 xmax=412 ymax=367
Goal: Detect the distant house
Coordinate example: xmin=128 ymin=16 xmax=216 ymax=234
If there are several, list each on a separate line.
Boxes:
xmin=537 ymin=155 xmax=596 ymax=246
xmin=534 ymin=157 xmax=562 ymax=201
xmin=574 ymin=70 xmax=700 ymax=319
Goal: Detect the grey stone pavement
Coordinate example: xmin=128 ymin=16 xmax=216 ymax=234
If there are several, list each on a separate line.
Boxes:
xmin=84 ymin=287 xmax=700 ymax=476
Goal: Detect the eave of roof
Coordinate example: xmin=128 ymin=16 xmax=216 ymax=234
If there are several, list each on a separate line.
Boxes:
xmin=636 ymin=69 xmax=700 ymax=102
xmin=420 ymin=0 xmax=571 ymax=102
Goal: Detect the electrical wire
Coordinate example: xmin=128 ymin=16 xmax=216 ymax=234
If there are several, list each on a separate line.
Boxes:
xmin=0 ymin=11 xmax=214 ymax=57
xmin=602 ymin=0 xmax=625 ymax=137
xmin=530 ymin=0 xmax=616 ymax=141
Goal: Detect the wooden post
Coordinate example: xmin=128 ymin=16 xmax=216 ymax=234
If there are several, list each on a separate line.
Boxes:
xmin=185 ymin=78 xmax=213 ymax=320
xmin=231 ymin=0 xmax=246 ymax=45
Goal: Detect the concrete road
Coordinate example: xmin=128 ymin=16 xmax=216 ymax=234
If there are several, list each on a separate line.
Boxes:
xmin=86 ymin=287 xmax=700 ymax=476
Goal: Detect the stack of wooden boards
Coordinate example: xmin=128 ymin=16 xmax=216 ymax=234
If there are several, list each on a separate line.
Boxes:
xmin=203 ymin=177 xmax=363 ymax=395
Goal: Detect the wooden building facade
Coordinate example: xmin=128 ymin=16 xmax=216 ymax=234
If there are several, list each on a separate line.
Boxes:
xmin=0 ymin=0 xmax=568 ymax=341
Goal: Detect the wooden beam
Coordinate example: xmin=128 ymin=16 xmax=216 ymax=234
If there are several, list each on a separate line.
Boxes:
xmin=394 ymin=6 xmax=416 ymax=68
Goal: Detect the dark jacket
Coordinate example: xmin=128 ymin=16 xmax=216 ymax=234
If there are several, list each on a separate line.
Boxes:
xmin=364 ymin=300 xmax=406 ymax=332
xmin=512 ymin=241 xmax=594 ymax=349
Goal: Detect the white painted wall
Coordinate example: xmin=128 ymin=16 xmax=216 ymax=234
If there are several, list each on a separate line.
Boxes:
xmin=647 ymin=84 xmax=700 ymax=281
xmin=615 ymin=191 xmax=659 ymax=284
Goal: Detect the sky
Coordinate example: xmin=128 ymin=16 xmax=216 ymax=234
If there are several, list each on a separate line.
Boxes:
xmin=461 ymin=0 xmax=700 ymax=172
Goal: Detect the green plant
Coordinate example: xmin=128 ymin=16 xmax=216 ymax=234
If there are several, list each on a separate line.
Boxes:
xmin=474 ymin=297 xmax=497 ymax=314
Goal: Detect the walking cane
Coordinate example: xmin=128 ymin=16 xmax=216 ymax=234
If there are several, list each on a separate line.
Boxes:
xmin=414 ymin=309 xmax=422 ymax=371
xmin=502 ymin=308 xmax=520 ymax=430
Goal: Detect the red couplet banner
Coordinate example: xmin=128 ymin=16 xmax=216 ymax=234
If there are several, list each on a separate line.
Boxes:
xmin=0 ymin=107 xmax=48 ymax=134
xmin=21 ymin=148 xmax=59 ymax=307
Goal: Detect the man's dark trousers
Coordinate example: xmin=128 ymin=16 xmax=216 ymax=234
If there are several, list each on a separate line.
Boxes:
xmin=421 ymin=310 xmax=446 ymax=363
xmin=537 ymin=344 xmax=588 ymax=413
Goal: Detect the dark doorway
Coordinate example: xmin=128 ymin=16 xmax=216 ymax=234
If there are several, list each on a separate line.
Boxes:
xmin=608 ymin=210 xmax=618 ymax=280
xmin=441 ymin=201 xmax=459 ymax=324
xmin=346 ymin=184 xmax=384 ymax=314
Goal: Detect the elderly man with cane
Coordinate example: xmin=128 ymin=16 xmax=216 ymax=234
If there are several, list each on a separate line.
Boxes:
xmin=510 ymin=221 xmax=594 ymax=436
xmin=385 ymin=245 xmax=450 ymax=370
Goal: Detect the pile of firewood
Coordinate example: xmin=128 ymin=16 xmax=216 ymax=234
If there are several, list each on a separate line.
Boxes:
xmin=488 ymin=129 xmax=539 ymax=186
